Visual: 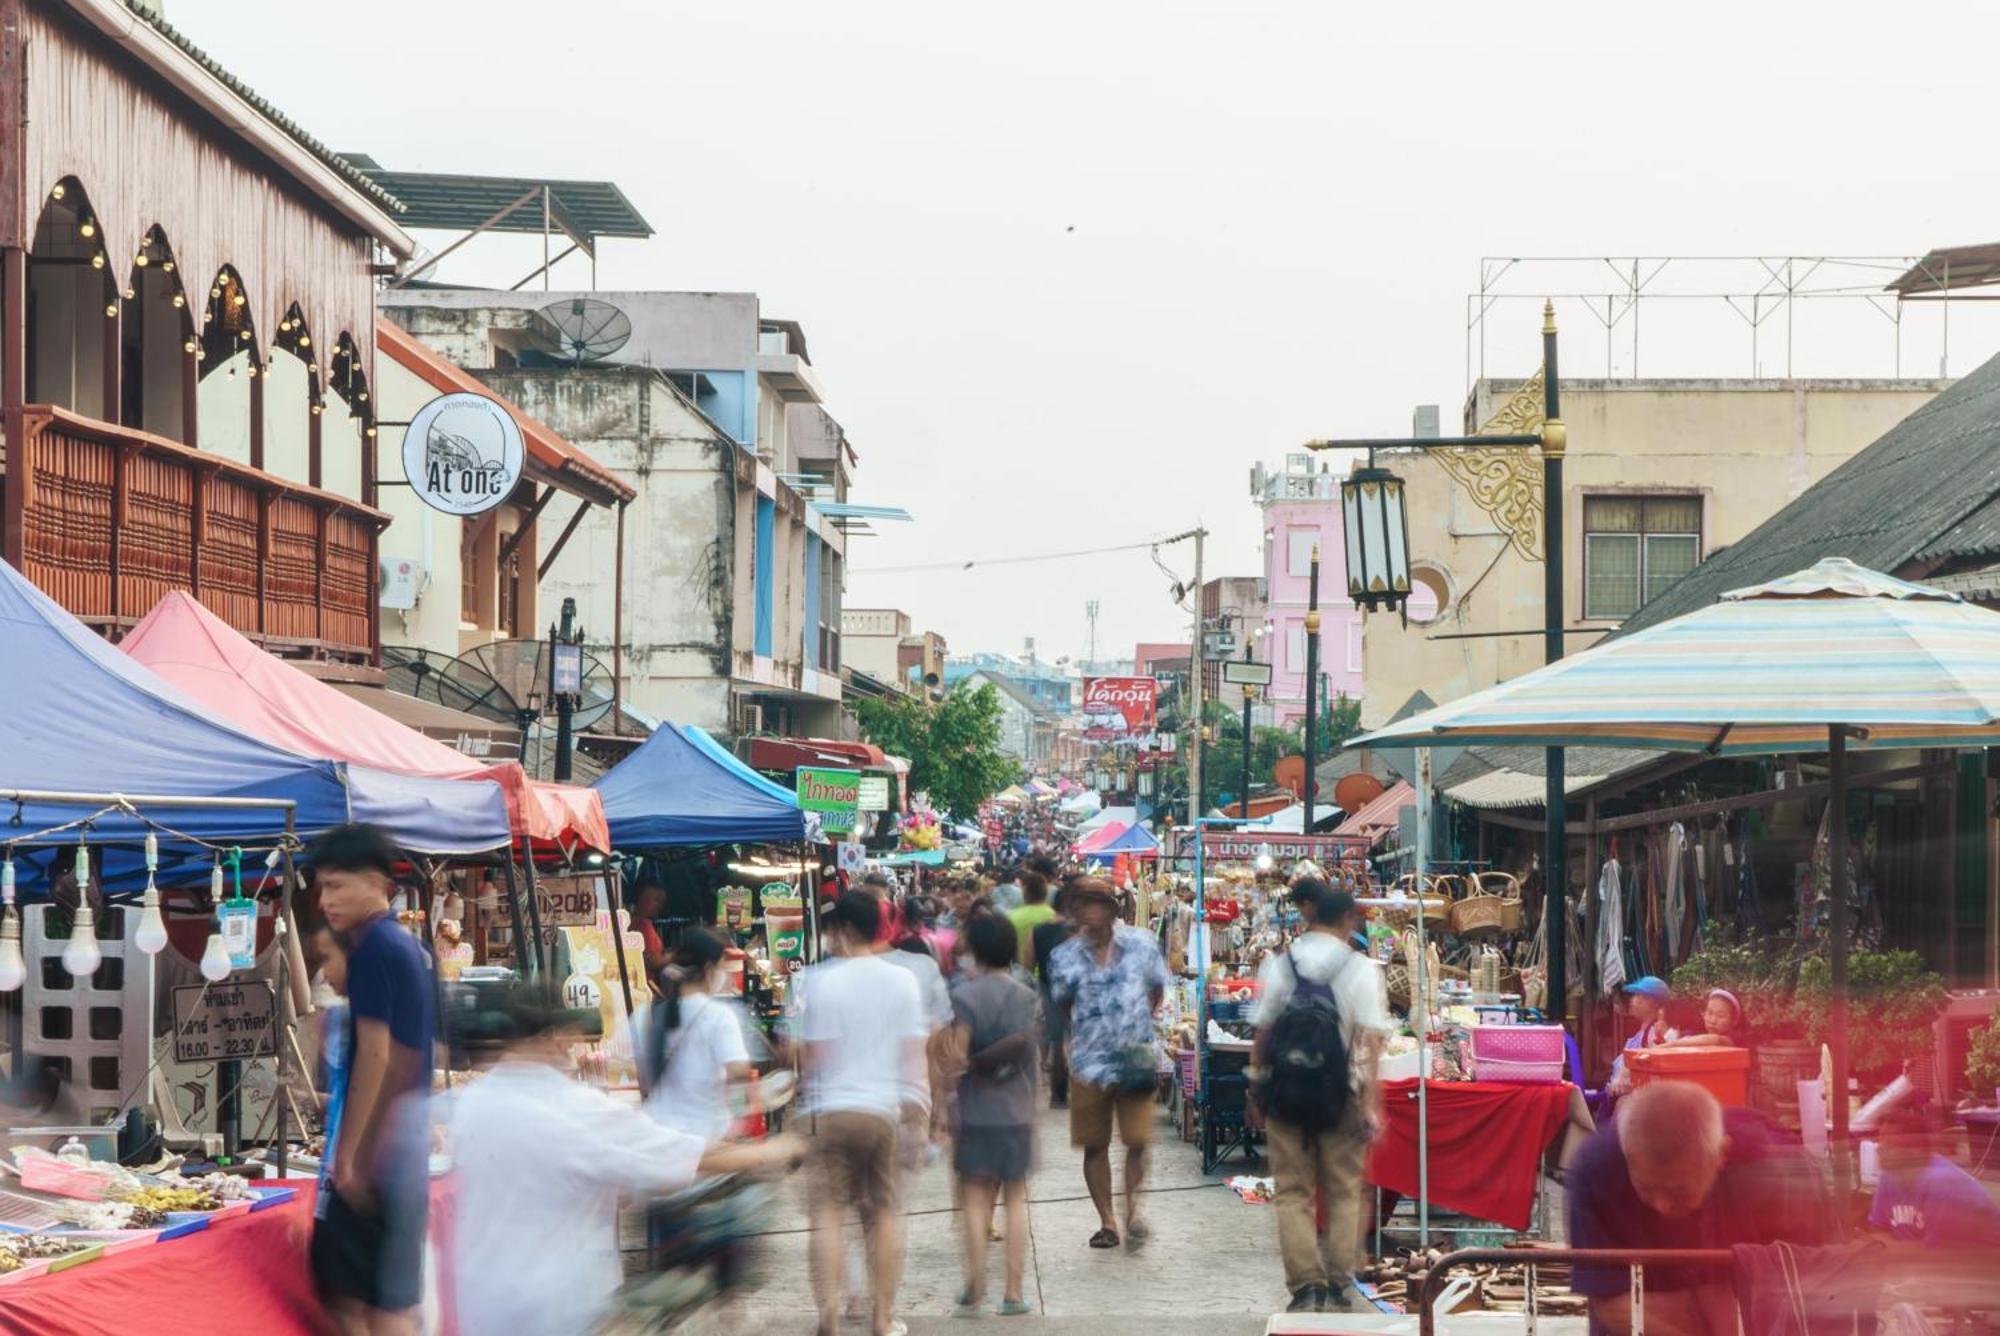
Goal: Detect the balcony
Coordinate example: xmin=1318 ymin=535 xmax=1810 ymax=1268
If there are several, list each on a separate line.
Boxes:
xmin=6 ymin=406 xmax=385 ymax=660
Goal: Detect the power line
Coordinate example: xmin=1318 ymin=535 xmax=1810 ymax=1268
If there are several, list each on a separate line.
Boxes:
xmin=850 ymin=532 xmax=1193 ymax=575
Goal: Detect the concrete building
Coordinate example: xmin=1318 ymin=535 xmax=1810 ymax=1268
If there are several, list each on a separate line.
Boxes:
xmin=1358 ymin=374 xmax=1950 ymax=729
xmin=382 ymin=289 xmax=855 ymax=739
xmin=962 ymin=669 xmax=1057 ymax=770
xmin=943 ymin=652 xmax=1075 ymax=714
xmin=1199 ymin=576 xmax=1267 ymax=703
xmin=843 ymin=608 xmax=948 ymax=696
xmin=1251 ymin=457 xmax=1367 ymax=726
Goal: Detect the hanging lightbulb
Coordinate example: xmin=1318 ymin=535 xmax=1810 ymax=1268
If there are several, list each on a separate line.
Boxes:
xmin=201 ymin=854 xmax=230 ymax=981
xmin=0 ymin=857 xmax=24 ymax=994
xmin=183 ymin=338 xmax=197 ymax=355
xmin=62 ymin=843 xmax=100 ymax=980
xmin=233 ymin=293 xmax=246 ymax=308
xmin=77 ymin=219 xmax=94 ymax=238
xmin=49 ymin=182 xmax=64 ymax=200
xmin=134 ymin=253 xmax=148 ymax=267
xmin=103 ymin=303 xmax=117 ymax=319
xmin=134 ymin=832 xmax=168 ymax=956
xmin=161 ymin=260 xmax=174 ymax=273
xmin=171 ymin=294 xmax=184 ymax=309
xmin=297 ymin=334 xmax=310 ymax=348
xmin=89 ymin=254 xmax=104 ymax=270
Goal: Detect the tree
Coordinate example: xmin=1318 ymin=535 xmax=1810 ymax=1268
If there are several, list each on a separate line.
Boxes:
xmin=852 ymin=684 xmax=1020 ymax=820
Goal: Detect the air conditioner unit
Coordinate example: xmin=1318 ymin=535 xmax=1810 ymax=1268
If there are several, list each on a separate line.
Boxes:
xmin=379 ymin=556 xmax=424 ymax=610
xmin=1204 ymin=631 xmax=1237 ymax=657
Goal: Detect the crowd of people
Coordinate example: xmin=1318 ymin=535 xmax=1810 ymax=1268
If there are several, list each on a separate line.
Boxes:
xmin=289 ymin=826 xmax=2000 ymax=1336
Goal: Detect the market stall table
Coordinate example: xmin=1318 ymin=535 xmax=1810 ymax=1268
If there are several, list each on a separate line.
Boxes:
xmin=1366 ymin=1080 xmax=1592 ymax=1232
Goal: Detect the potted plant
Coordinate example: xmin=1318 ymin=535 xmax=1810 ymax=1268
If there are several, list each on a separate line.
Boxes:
xmin=1963 ymin=1014 xmax=2000 ymax=1165
xmin=1673 ymin=937 xmax=1810 ymax=1122
xmin=1794 ymin=949 xmax=1947 ymax=1089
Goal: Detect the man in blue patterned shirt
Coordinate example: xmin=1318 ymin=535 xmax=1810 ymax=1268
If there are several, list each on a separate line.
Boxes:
xmin=1048 ymin=878 xmax=1170 ymax=1251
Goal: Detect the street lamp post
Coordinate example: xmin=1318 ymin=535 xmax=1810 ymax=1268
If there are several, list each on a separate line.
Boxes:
xmin=1313 ymin=304 xmax=1571 ymax=1018
xmin=1240 ymin=637 xmax=1254 ymax=823
xmin=1303 ymin=545 xmax=1322 ymax=836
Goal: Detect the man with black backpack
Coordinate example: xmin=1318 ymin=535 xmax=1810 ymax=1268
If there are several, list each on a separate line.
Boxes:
xmin=1250 ymin=881 xmax=1387 ymax=1314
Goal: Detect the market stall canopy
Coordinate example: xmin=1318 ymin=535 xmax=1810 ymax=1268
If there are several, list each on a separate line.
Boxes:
xmin=1081 ymin=823 xmax=1160 ymax=861
xmin=881 ymin=849 xmax=949 ymax=868
xmin=0 ymin=560 xmax=509 ymax=876
xmin=119 ymin=594 xmax=609 ymax=852
xmin=1058 ymin=789 xmax=1102 ymax=816
xmin=1078 ymin=803 xmax=1141 ymax=833
xmin=594 ymin=722 xmax=806 ymax=847
xmin=1331 ymin=782 xmax=1414 ymax=846
xmin=1072 ymin=820 xmax=1131 ymax=854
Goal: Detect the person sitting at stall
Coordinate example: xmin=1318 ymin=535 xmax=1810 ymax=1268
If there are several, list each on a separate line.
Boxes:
xmin=450 ymin=985 xmax=802 ymax=1336
xmin=1658 ymin=988 xmax=1750 ymax=1051
xmin=1604 ymin=976 xmax=1676 ymax=1098
xmin=1568 ymin=1081 xmax=1833 ymax=1336
xmin=641 ymin=928 xmax=755 ymax=1143
xmin=630 ymin=880 xmax=671 ymax=996
xmin=1868 ymin=1098 xmax=2000 ymax=1249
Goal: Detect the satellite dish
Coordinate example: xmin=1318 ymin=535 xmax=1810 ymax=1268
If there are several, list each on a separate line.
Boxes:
xmin=447 ymin=639 xmax=616 ymax=734
xmin=1333 ymin=772 xmax=1386 ymax=815
xmin=528 ymin=298 xmax=631 ymax=367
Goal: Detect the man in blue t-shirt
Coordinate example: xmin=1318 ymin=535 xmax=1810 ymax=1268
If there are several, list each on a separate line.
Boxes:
xmin=307 ymin=824 xmax=435 ymax=1333
xmin=1870 ymin=1100 xmax=2000 ymax=1248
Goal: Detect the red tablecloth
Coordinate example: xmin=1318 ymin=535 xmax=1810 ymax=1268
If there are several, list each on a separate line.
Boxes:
xmin=0 ymin=1180 xmax=457 ymax=1336
xmin=1365 ymin=1079 xmax=1577 ymax=1230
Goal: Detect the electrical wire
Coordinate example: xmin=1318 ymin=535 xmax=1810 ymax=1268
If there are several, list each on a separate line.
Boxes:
xmin=850 ymin=533 xmax=1192 ymax=575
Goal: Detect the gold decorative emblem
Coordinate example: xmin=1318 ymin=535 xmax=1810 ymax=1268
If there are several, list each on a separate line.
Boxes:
xmin=1432 ymin=369 xmax=1546 ymax=561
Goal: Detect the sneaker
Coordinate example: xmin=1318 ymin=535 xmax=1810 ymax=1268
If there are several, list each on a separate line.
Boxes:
xmin=1286 ymin=1287 xmax=1325 ymax=1314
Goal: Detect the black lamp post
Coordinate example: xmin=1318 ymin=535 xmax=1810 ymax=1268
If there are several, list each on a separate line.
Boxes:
xmin=1312 ymin=304 xmax=1571 ymax=1018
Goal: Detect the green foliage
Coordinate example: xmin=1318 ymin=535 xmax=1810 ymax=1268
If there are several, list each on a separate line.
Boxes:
xmin=1670 ymin=937 xmax=1808 ymax=1039
xmin=1967 ymin=1014 xmax=2000 ymax=1098
xmin=851 ymin=684 xmax=1019 ymax=822
xmin=1794 ymin=949 xmax=1947 ymax=1084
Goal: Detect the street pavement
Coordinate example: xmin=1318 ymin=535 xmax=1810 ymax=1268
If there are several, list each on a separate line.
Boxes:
xmin=716 ymin=1097 xmax=1284 ymax=1335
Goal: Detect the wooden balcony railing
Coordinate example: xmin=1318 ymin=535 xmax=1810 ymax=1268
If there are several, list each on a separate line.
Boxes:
xmin=6 ymin=405 xmax=386 ymax=660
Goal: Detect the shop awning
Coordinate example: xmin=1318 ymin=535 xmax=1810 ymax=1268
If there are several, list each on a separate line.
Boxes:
xmin=1082 ymin=824 xmax=1159 ymax=861
xmin=0 ymin=560 xmax=507 ymax=881
xmin=327 ymin=681 xmax=523 ymax=763
xmin=594 ymin=722 xmax=806 ymax=848
xmin=1073 ymin=821 xmax=1131 ymax=854
xmin=120 ymin=593 xmax=608 ymax=851
xmin=1332 ymin=782 xmax=1415 ymax=846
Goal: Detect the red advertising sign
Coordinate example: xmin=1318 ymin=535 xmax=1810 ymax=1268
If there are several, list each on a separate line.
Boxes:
xmin=1081 ymin=676 xmax=1157 ymax=741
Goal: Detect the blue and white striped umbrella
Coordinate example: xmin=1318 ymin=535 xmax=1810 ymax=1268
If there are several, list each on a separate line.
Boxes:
xmin=1356 ymin=557 xmax=2000 ymax=754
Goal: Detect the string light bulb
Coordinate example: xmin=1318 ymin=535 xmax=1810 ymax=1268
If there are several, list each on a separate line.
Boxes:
xmin=90 ymin=254 xmax=104 ymax=270
xmin=297 ymin=334 xmax=310 ymax=348
xmin=233 ymin=293 xmax=246 ymax=308
xmin=199 ymin=856 xmax=231 ymax=982
xmin=171 ymin=294 xmax=184 ymax=309
xmin=162 ymin=260 xmax=174 ymax=273
xmin=134 ymin=253 xmax=148 ymax=268
xmin=77 ymin=219 xmax=94 ymax=238
xmin=49 ymin=182 xmax=64 ymax=200
xmin=184 ymin=338 xmax=196 ymax=355
xmin=104 ymin=303 xmax=117 ymax=318
xmin=0 ymin=857 xmax=24 ymax=993
xmin=134 ymin=832 xmax=168 ymax=956
xmin=61 ymin=843 xmax=100 ymax=980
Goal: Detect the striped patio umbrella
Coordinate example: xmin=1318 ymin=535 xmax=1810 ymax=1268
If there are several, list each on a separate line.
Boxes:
xmin=1355 ymin=557 xmax=2000 ymax=1152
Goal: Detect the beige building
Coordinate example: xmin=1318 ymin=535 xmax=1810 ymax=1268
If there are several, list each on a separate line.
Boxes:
xmin=843 ymin=608 xmax=948 ymax=696
xmin=1359 ymin=375 xmax=1950 ymax=728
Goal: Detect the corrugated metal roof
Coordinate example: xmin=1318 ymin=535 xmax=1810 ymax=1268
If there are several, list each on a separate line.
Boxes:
xmin=1617 ymin=354 xmax=2000 ymax=635
xmin=1332 ymin=781 xmax=1413 ymax=843
xmin=341 ymin=163 xmax=650 ymax=241
xmin=1436 ymin=744 xmax=1665 ymax=810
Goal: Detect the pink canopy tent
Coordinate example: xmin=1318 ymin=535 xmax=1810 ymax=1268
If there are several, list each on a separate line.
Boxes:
xmin=120 ymin=593 xmax=611 ymax=853
xmin=1072 ymin=820 xmax=1131 ymax=855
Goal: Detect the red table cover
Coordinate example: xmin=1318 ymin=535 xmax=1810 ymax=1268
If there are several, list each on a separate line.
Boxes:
xmin=0 ymin=1181 xmax=457 ymax=1336
xmin=1365 ymin=1079 xmax=1575 ymax=1230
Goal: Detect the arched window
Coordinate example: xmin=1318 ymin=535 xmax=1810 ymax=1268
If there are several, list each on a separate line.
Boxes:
xmin=264 ymin=302 xmax=314 ymax=486
xmin=195 ymin=267 xmax=259 ymax=467
xmin=26 ymin=177 xmax=117 ymax=420
xmin=119 ymin=225 xmax=195 ymax=442
xmin=318 ymin=332 xmax=369 ymax=501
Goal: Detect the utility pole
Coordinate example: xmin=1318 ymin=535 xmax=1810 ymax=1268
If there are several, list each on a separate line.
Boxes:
xmin=1302 ymin=543 xmax=1321 ymax=835
xmin=1187 ymin=528 xmax=1206 ymax=829
xmin=1539 ymin=302 xmax=1569 ymax=1022
xmin=1239 ymin=636 xmax=1254 ymax=823
xmin=1085 ymin=599 xmax=1100 ymax=671
xmin=551 ymin=597 xmax=582 ymax=783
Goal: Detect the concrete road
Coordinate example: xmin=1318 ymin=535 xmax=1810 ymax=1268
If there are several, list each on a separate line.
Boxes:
xmin=719 ymin=1097 xmax=1289 ymax=1334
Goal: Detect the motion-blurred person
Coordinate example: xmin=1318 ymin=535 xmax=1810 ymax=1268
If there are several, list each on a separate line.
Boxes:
xmin=989 ymin=866 xmax=1024 ymax=914
xmin=949 ymin=914 xmax=1040 ymax=1317
xmin=308 ymin=824 xmax=434 ymax=1336
xmin=1251 ymin=883 xmax=1386 ymax=1314
xmin=450 ymin=987 xmax=802 ymax=1335
xmin=1032 ymin=885 xmax=1079 ymax=1108
xmin=796 ymin=893 xmax=928 ymax=1336
xmin=629 ymin=880 xmax=670 ymax=992
xmin=1009 ymin=871 xmax=1057 ymax=972
xmin=1869 ymin=1099 xmax=2000 ymax=1248
xmin=1047 ymin=877 xmax=1170 ymax=1251
xmin=642 ymin=928 xmax=753 ymax=1143
xmin=859 ymin=870 xmax=904 ymax=946
xmin=1567 ymin=1081 xmax=1833 ymax=1336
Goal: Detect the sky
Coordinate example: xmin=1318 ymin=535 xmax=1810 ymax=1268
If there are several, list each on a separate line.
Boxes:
xmin=179 ymin=0 xmax=2000 ymax=665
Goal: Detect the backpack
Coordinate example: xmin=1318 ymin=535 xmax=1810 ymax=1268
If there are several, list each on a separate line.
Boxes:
xmin=1264 ymin=947 xmax=1353 ymax=1132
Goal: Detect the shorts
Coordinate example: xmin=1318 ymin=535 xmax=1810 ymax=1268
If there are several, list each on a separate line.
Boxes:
xmin=310 ymin=1182 xmax=427 ymax=1313
xmin=1069 ymin=1079 xmax=1155 ymax=1150
xmin=955 ymin=1124 xmax=1035 ymax=1183
xmin=807 ymin=1111 xmax=900 ymax=1215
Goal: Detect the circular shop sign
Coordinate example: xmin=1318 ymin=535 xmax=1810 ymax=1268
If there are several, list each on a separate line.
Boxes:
xmin=402 ymin=391 xmax=525 ymax=517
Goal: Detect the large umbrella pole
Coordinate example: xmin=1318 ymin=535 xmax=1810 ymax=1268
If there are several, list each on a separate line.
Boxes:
xmin=1828 ymin=725 xmax=1851 ymax=1186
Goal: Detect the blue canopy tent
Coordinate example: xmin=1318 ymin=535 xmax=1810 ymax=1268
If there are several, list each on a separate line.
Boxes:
xmin=1081 ymin=823 xmax=1160 ymax=863
xmin=593 ymin=722 xmax=806 ymax=848
xmin=0 ymin=560 xmax=510 ymax=886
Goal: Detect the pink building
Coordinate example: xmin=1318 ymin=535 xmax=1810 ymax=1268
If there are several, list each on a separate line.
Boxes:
xmin=1252 ymin=454 xmax=1365 ymax=725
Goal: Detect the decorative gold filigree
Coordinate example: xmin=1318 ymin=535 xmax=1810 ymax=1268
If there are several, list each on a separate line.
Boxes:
xmin=1432 ymin=369 xmax=1545 ymax=561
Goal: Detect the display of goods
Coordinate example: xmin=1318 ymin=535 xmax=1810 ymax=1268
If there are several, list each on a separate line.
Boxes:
xmin=183 ymin=1173 xmax=251 ymax=1202
xmin=126 ymin=1186 xmax=222 ymax=1214
xmin=0 ymin=1234 xmax=90 ymax=1260
xmin=1470 ymin=1023 xmax=1567 ymax=1083
xmin=1628 ymin=1046 xmax=1752 ymax=1106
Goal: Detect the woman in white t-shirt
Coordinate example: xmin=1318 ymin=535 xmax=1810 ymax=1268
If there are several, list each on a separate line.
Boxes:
xmin=641 ymin=928 xmax=754 ymax=1142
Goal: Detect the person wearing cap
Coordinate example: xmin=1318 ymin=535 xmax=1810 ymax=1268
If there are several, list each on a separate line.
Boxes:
xmin=1605 ymin=976 xmax=1677 ymax=1098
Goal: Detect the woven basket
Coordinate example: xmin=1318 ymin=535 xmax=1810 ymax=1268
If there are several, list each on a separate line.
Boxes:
xmin=1450 ymin=872 xmax=1523 ymax=937
xmin=1385 ymin=873 xmax=1452 ymax=929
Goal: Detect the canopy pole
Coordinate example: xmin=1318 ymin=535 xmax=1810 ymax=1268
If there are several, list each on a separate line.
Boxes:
xmin=520 ymin=844 xmax=550 ymax=988
xmin=275 ymin=809 xmax=296 ymax=1180
xmin=1541 ymin=301 xmax=1569 ymax=1025
xmin=606 ymin=864 xmax=635 ymax=1019
xmin=1828 ymin=725 xmax=1852 ymax=1188
xmin=500 ymin=859 xmax=532 ymax=979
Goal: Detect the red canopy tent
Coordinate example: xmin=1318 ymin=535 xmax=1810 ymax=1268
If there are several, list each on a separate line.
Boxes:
xmin=1072 ymin=820 xmax=1131 ymax=855
xmin=119 ymin=593 xmax=610 ymax=852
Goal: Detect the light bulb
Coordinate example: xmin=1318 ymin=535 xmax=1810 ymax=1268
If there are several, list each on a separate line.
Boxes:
xmin=210 ymin=857 xmax=224 ymax=905
xmin=49 ymin=182 xmax=64 ymax=200
xmin=0 ymin=917 xmax=23 ymax=993
xmin=298 ymin=334 xmax=310 ymax=348
xmin=90 ymin=254 xmax=104 ymax=269
xmin=134 ymin=253 xmax=148 ymax=267
xmin=172 ymin=293 xmax=185 ymax=309
xmin=62 ymin=904 xmax=101 ymax=979
xmin=199 ymin=932 xmax=232 ymax=982
xmin=134 ymin=886 xmax=167 ymax=956
xmin=162 ymin=260 xmax=174 ymax=273
xmin=184 ymin=339 xmax=196 ymax=354
xmin=78 ymin=219 xmax=94 ymax=238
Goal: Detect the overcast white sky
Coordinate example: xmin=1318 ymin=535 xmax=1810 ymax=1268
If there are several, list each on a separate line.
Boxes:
xmin=183 ymin=0 xmax=2000 ymax=664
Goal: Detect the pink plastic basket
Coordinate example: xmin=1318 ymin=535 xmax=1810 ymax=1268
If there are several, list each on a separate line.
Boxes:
xmin=1177 ymin=1048 xmax=1200 ymax=1100
xmin=1470 ymin=1024 xmax=1567 ymax=1083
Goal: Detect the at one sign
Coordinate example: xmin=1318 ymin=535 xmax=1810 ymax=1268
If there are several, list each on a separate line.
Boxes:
xmin=172 ymin=981 xmax=278 ymax=1063
xmin=798 ymin=766 xmax=862 ymax=836
xmin=1082 ymin=676 xmax=1158 ymax=740
xmin=402 ymin=392 xmax=525 ymax=517
xmin=857 ymin=774 xmax=891 ymax=812
xmin=1222 ymin=660 xmax=1274 ymax=687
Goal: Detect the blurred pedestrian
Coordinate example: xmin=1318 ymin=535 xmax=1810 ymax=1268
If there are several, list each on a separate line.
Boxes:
xmin=1869 ymin=1099 xmax=2000 ymax=1248
xmin=1031 ymin=885 xmax=1079 ymax=1108
xmin=450 ymin=987 xmax=801 ymax=1334
xmin=796 ymin=893 xmax=928 ymax=1336
xmin=989 ymin=867 xmax=1024 ymax=914
xmin=307 ymin=824 xmax=434 ymax=1336
xmin=641 ymin=928 xmax=753 ymax=1143
xmin=1047 ymin=877 xmax=1169 ymax=1251
xmin=949 ymin=914 xmax=1040 ymax=1317
xmin=630 ymin=880 xmax=670 ymax=992
xmin=1251 ymin=883 xmax=1385 ymax=1314
xmin=1008 ymin=871 xmax=1057 ymax=971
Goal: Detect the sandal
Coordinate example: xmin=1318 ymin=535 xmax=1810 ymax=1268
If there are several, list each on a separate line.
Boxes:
xmin=1087 ymin=1227 xmax=1120 ymax=1249
xmin=997 ymin=1300 xmax=1033 ymax=1317
xmin=1125 ymin=1216 xmax=1151 ymax=1250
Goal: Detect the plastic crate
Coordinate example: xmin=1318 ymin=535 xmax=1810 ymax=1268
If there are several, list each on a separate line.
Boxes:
xmin=1177 ymin=1048 xmax=1200 ymax=1100
xmin=1471 ymin=1054 xmax=1567 ymax=1084
xmin=1470 ymin=1023 xmax=1567 ymax=1083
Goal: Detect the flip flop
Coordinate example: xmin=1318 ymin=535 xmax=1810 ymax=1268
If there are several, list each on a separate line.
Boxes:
xmin=1087 ymin=1227 xmax=1120 ymax=1249
xmin=997 ymin=1300 xmax=1033 ymax=1317
xmin=1125 ymin=1217 xmax=1151 ymax=1250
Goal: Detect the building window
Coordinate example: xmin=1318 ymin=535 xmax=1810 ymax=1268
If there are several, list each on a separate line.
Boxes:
xmin=1286 ymin=622 xmax=1307 ymax=672
xmin=1583 ymin=496 xmax=1701 ymax=620
xmin=1286 ymin=528 xmax=1319 ymax=577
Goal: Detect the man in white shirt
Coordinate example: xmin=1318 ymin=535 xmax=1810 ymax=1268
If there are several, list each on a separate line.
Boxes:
xmin=795 ymin=892 xmax=928 ymax=1336
xmin=449 ymin=991 xmax=800 ymax=1336
xmin=1250 ymin=882 xmax=1387 ymax=1315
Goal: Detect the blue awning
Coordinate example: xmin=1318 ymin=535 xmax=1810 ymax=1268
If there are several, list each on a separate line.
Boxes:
xmin=594 ymin=721 xmax=806 ymax=848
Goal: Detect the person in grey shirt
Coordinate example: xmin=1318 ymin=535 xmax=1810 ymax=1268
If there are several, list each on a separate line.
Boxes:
xmin=948 ymin=914 xmax=1040 ymax=1317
